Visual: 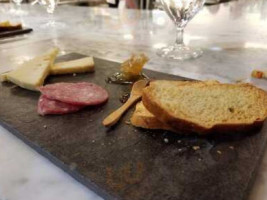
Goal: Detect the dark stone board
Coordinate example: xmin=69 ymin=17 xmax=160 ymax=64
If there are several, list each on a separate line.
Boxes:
xmin=0 ymin=27 xmax=33 ymax=38
xmin=0 ymin=53 xmax=266 ymax=200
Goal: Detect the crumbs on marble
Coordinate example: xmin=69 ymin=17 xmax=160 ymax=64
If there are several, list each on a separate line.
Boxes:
xmin=251 ymin=70 xmax=266 ymax=79
xmin=125 ymin=120 xmax=131 ymax=125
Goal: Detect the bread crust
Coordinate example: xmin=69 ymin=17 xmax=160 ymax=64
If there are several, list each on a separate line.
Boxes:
xmin=130 ymin=107 xmax=175 ymax=131
xmin=142 ymin=81 xmax=267 ymax=135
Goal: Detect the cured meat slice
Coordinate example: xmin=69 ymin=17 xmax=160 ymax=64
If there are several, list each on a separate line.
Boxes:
xmin=39 ymin=82 xmax=109 ymax=106
xmin=38 ymin=95 xmax=84 ymax=116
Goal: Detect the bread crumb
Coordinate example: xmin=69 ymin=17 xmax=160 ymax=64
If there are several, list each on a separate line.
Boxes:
xmin=177 ymin=140 xmax=181 ymax=143
xmin=92 ymin=140 xmax=95 ymax=143
xmin=43 ymin=125 xmax=47 ymax=129
xmin=198 ymin=158 xmax=202 ymax=161
xmin=69 ymin=162 xmax=77 ymax=170
xmin=73 ymin=73 xmax=77 ymax=76
xmin=163 ymin=138 xmax=169 ymax=143
xmin=217 ymin=150 xmax=222 ymax=154
xmin=229 ymin=146 xmax=234 ymax=150
xmin=125 ymin=121 xmax=131 ymax=125
xmin=192 ymin=146 xmax=200 ymax=150
xmin=251 ymin=70 xmax=265 ymax=79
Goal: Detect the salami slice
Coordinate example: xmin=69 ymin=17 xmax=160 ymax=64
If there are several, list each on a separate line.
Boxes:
xmin=38 ymin=95 xmax=84 ymax=116
xmin=39 ymin=82 xmax=109 ymax=106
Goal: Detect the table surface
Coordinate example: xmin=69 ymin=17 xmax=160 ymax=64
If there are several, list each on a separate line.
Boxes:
xmin=0 ymin=1 xmax=267 ymax=200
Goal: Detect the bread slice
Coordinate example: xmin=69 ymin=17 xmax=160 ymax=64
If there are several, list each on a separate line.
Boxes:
xmin=131 ymin=101 xmax=174 ymax=131
xmin=131 ymin=80 xmax=220 ymax=133
xmin=142 ymin=80 xmax=267 ymax=135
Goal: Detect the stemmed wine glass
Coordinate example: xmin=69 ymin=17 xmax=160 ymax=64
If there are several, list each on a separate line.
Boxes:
xmin=157 ymin=0 xmax=206 ymax=60
xmin=40 ymin=0 xmax=65 ymax=28
xmin=10 ymin=0 xmax=28 ymax=16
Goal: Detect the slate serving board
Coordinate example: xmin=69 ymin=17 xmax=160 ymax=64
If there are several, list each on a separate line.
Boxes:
xmin=0 ymin=53 xmax=266 ymax=200
xmin=0 ymin=27 xmax=33 ymax=38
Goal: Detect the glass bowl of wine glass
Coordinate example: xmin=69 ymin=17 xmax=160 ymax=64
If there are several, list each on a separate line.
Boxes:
xmin=40 ymin=0 xmax=66 ymax=28
xmin=157 ymin=0 xmax=206 ymax=60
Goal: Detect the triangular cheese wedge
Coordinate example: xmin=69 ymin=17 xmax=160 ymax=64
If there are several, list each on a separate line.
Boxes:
xmin=50 ymin=57 xmax=94 ymax=75
xmin=6 ymin=48 xmax=59 ymax=91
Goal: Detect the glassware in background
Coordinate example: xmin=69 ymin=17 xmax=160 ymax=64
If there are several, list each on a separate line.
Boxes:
xmin=157 ymin=0 xmax=206 ymax=60
xmin=205 ymin=0 xmax=220 ymax=5
xmin=40 ymin=0 xmax=66 ymax=28
xmin=9 ymin=0 xmax=28 ymax=16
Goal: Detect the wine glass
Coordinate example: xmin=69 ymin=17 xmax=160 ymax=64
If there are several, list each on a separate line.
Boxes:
xmin=157 ymin=0 xmax=206 ymax=60
xmin=40 ymin=0 xmax=65 ymax=28
xmin=10 ymin=0 xmax=27 ymax=16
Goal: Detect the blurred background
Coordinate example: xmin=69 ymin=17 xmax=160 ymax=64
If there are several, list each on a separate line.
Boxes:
xmin=0 ymin=0 xmax=237 ymax=10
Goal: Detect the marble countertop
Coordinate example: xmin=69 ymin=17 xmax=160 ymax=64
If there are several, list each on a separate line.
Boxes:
xmin=0 ymin=1 xmax=267 ymax=199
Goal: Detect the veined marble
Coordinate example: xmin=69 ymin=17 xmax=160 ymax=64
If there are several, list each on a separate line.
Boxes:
xmin=0 ymin=1 xmax=267 ymax=200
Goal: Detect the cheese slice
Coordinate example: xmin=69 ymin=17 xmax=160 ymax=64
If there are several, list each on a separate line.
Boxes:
xmin=6 ymin=48 xmax=59 ymax=91
xmin=50 ymin=57 xmax=95 ymax=75
xmin=0 ymin=72 xmax=9 ymax=82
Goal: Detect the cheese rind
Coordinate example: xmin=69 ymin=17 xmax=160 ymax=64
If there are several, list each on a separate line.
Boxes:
xmin=50 ymin=57 xmax=95 ymax=75
xmin=6 ymin=48 xmax=59 ymax=91
xmin=0 ymin=72 xmax=9 ymax=82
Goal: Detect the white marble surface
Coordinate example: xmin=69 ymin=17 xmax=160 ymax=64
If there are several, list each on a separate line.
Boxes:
xmin=0 ymin=1 xmax=267 ymax=200
xmin=0 ymin=126 xmax=102 ymax=200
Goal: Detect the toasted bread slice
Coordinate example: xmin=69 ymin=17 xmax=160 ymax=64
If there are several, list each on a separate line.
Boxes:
xmin=131 ymin=101 xmax=174 ymax=131
xmin=142 ymin=80 xmax=267 ymax=135
xmin=131 ymin=80 xmax=219 ymax=133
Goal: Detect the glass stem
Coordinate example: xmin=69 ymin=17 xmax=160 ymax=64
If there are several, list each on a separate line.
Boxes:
xmin=175 ymin=28 xmax=184 ymax=47
xmin=48 ymin=13 xmax=55 ymax=26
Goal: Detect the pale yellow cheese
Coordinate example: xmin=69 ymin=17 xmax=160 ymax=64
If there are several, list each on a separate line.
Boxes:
xmin=6 ymin=48 xmax=59 ymax=91
xmin=50 ymin=57 xmax=95 ymax=75
xmin=0 ymin=72 xmax=9 ymax=82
